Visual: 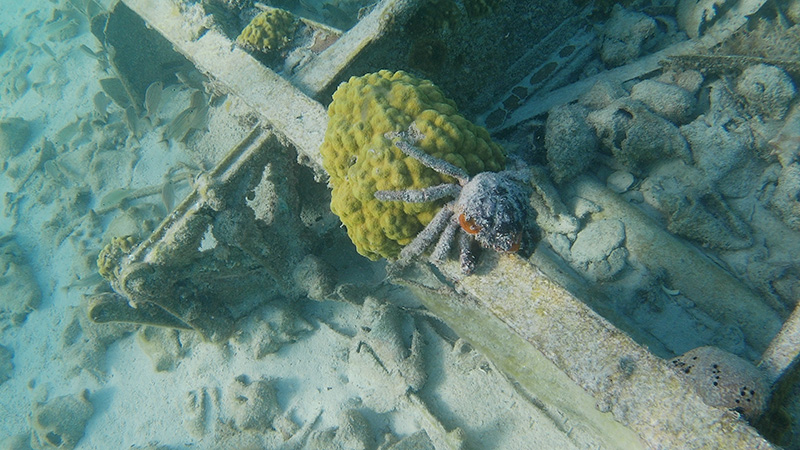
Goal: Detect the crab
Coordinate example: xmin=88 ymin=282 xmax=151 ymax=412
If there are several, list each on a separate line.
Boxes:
xmin=375 ymin=123 xmax=535 ymax=274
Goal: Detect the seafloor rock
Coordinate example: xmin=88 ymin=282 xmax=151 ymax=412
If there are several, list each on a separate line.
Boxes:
xmin=291 ymin=254 xmax=336 ymax=301
xmin=569 ymin=219 xmax=628 ymax=282
xmin=232 ymin=302 xmax=313 ymax=359
xmin=60 ymin=301 xmax=135 ymax=380
xmin=225 ymin=375 xmax=280 ymax=431
xmin=641 ymin=161 xmax=752 ymax=249
xmin=0 ymin=344 xmax=12 ymax=385
xmin=579 ymin=79 xmax=628 ymax=110
xmin=681 ymin=113 xmax=756 ymax=198
xmin=656 ymin=69 xmax=704 ymax=95
xmin=348 ymin=298 xmax=426 ymax=413
xmin=587 ymin=98 xmax=690 ymax=173
xmin=306 ymin=409 xmax=375 ymax=450
xmin=606 ymin=171 xmax=634 ymax=194
xmin=0 ymin=117 xmax=31 ymax=159
xmin=770 ymin=162 xmax=800 ymax=231
xmin=766 ymin=103 xmax=800 ymax=167
xmin=600 ymin=5 xmax=656 ymax=67
xmin=136 ymin=326 xmax=190 ymax=372
xmin=0 ymin=238 xmax=42 ymax=325
xmin=30 ymin=392 xmax=94 ymax=450
xmin=545 ymin=104 xmax=598 ymax=183
xmin=670 ymin=346 xmax=767 ymax=419
xmin=677 ymin=0 xmax=729 ymax=39
xmin=630 ymin=79 xmax=696 ymax=124
xmin=735 ymin=64 xmax=796 ymax=120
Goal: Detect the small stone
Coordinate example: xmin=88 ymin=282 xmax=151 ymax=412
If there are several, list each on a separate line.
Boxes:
xmin=587 ymin=99 xmax=690 ymax=173
xmin=545 ymin=104 xmax=598 ymax=183
xmin=607 ymin=171 xmax=634 ymax=193
xmin=226 ymin=375 xmax=280 ymax=431
xmin=630 ymin=79 xmax=697 ymax=124
xmin=657 ymin=69 xmax=704 ymax=95
xmin=0 ymin=239 xmax=42 ymax=325
xmin=30 ymin=392 xmax=94 ymax=450
xmin=600 ymin=5 xmax=656 ymax=67
xmin=770 ymin=163 xmax=800 ymax=231
xmin=681 ymin=114 xmax=755 ymax=197
xmin=571 ymin=196 xmax=601 ymax=219
xmin=306 ymin=409 xmax=375 ymax=450
xmin=136 ymin=326 xmax=187 ymax=372
xmin=570 ymin=219 xmax=628 ymax=281
xmin=670 ymin=346 xmax=767 ymax=419
xmin=292 ymin=254 xmax=335 ymax=301
xmin=735 ymin=64 xmax=796 ymax=120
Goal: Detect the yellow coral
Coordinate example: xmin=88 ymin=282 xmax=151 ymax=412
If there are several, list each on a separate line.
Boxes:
xmin=97 ymin=235 xmax=138 ymax=282
xmin=321 ymin=70 xmax=505 ymax=260
xmin=236 ymin=8 xmax=298 ymax=53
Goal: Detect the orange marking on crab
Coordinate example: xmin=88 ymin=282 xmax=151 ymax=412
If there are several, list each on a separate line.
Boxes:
xmin=459 ymin=213 xmax=481 ymax=235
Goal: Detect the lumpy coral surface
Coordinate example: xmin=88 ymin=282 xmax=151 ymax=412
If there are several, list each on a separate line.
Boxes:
xmin=321 ymin=70 xmax=505 ymax=260
xmin=236 ymin=8 xmax=297 ymax=53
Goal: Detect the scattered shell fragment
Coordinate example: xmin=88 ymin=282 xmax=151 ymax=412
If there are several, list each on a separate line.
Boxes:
xmin=661 ymin=285 xmax=680 ymax=296
xmin=607 ymin=171 xmax=635 ymax=193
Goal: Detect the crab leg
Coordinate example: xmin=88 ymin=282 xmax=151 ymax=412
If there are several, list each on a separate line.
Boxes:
xmin=386 ymin=126 xmax=469 ymax=184
xmin=375 ymin=183 xmax=461 ymax=203
xmin=395 ymin=203 xmax=455 ymax=268
xmin=430 ymin=217 xmax=460 ymax=263
xmin=458 ymin=231 xmax=476 ymax=275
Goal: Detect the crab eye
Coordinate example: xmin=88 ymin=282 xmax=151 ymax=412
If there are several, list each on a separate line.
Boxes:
xmin=459 ymin=214 xmax=481 ymax=235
